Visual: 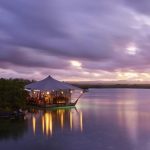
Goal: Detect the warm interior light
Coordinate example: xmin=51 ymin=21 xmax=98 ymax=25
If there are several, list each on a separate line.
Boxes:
xmin=61 ymin=91 xmax=64 ymax=94
xmin=70 ymin=90 xmax=73 ymax=93
xmin=47 ymin=91 xmax=50 ymax=95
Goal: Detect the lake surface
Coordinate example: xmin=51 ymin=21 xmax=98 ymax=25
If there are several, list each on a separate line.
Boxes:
xmin=1 ymin=88 xmax=150 ymax=150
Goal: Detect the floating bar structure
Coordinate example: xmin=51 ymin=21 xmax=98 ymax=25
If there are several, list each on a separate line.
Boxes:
xmin=25 ymin=75 xmax=83 ymax=108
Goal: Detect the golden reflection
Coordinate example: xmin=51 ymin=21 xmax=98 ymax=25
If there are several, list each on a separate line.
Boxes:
xmin=80 ymin=111 xmax=83 ymax=132
xmin=70 ymin=111 xmax=73 ymax=130
xmin=60 ymin=111 xmax=64 ymax=129
xmin=32 ymin=116 xmax=36 ymax=135
xmin=42 ymin=113 xmax=53 ymax=136
xmin=42 ymin=116 xmax=45 ymax=134
xmin=49 ymin=113 xmax=53 ymax=136
xmin=31 ymin=109 xmax=84 ymax=136
xmin=45 ymin=113 xmax=49 ymax=136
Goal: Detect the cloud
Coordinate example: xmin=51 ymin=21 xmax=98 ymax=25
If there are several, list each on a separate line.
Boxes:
xmin=0 ymin=0 xmax=150 ymax=80
xmin=0 ymin=45 xmax=69 ymax=69
xmin=0 ymin=0 xmax=129 ymax=60
xmin=123 ymin=0 xmax=150 ymax=15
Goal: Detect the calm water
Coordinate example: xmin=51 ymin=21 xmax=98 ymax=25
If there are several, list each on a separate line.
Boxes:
xmin=1 ymin=89 xmax=150 ymax=150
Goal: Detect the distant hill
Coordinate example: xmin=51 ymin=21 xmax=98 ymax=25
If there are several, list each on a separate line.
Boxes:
xmin=68 ymin=80 xmax=150 ymax=85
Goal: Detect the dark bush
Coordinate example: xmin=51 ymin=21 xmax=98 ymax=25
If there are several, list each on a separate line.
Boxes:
xmin=0 ymin=78 xmax=31 ymax=111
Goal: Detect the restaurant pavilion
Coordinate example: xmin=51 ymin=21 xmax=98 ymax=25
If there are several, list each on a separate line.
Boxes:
xmin=25 ymin=75 xmax=83 ymax=108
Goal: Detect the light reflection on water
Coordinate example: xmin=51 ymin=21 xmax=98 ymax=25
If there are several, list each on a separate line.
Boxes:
xmin=32 ymin=116 xmax=36 ymax=135
xmin=29 ymin=108 xmax=83 ymax=137
xmin=1 ymin=89 xmax=150 ymax=150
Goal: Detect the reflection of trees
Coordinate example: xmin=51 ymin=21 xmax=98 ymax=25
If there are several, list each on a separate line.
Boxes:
xmin=0 ymin=119 xmax=28 ymax=140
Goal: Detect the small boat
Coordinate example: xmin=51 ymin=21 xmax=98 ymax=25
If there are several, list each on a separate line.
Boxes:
xmin=0 ymin=111 xmax=25 ymax=119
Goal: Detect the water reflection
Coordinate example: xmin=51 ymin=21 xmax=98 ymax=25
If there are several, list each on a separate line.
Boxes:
xmin=117 ymin=105 xmax=138 ymax=143
xmin=79 ymin=111 xmax=83 ymax=132
xmin=70 ymin=111 xmax=73 ymax=130
xmin=44 ymin=112 xmax=53 ymax=136
xmin=32 ymin=116 xmax=36 ymax=135
xmin=0 ymin=119 xmax=27 ymax=140
xmin=29 ymin=107 xmax=83 ymax=136
xmin=60 ymin=110 xmax=64 ymax=129
xmin=116 ymin=101 xmax=150 ymax=147
xmin=2 ymin=89 xmax=150 ymax=150
xmin=80 ymin=89 xmax=150 ymax=150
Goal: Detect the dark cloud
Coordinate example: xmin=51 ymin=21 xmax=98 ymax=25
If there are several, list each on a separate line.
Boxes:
xmin=0 ymin=0 xmax=150 ymax=80
xmin=0 ymin=45 xmax=69 ymax=69
xmin=0 ymin=0 xmax=123 ymax=60
xmin=124 ymin=0 xmax=150 ymax=15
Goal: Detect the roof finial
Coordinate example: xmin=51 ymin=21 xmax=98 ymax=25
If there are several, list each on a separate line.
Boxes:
xmin=48 ymin=75 xmax=52 ymax=78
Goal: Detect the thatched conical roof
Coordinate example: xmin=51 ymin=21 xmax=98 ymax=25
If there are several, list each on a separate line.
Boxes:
xmin=25 ymin=75 xmax=79 ymax=91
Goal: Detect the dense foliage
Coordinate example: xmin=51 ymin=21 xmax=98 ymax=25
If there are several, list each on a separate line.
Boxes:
xmin=0 ymin=79 xmax=31 ymax=111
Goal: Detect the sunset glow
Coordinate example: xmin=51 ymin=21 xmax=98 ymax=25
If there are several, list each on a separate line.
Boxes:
xmin=126 ymin=44 xmax=138 ymax=55
xmin=70 ymin=60 xmax=82 ymax=68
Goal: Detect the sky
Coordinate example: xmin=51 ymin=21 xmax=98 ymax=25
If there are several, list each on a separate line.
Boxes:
xmin=1 ymin=0 xmax=150 ymax=82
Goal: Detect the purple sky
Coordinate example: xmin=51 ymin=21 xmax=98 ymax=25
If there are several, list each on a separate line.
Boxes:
xmin=0 ymin=0 xmax=150 ymax=81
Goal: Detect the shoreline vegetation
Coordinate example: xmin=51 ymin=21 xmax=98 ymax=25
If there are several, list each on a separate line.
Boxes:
xmin=1 ymin=78 xmax=150 ymax=113
xmin=0 ymin=78 xmax=31 ymax=112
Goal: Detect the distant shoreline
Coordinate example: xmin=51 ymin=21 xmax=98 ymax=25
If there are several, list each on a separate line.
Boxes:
xmin=72 ymin=83 xmax=150 ymax=89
